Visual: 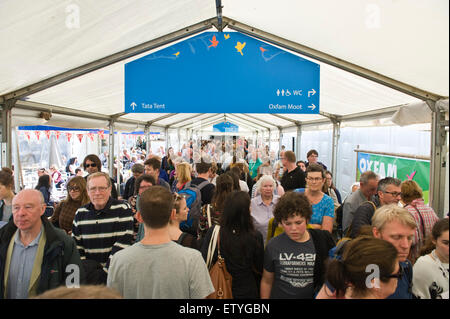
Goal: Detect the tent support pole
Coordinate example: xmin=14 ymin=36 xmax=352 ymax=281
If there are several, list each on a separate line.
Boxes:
xmin=144 ymin=124 xmax=150 ymax=155
xmin=165 ymin=127 xmax=169 ymax=154
xmin=108 ymin=121 xmax=115 ymax=179
xmin=177 ymin=128 xmax=181 ymax=154
xmin=1 ymin=99 xmax=15 ymax=168
xmin=331 ymin=119 xmax=341 ymax=184
xmin=278 ymin=128 xmax=283 ymax=159
xmin=429 ymin=101 xmax=447 ymax=217
xmin=295 ymin=123 xmax=302 ymax=162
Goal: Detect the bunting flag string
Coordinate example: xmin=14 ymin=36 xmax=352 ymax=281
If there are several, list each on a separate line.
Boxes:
xmin=87 ymin=132 xmax=94 ymax=141
xmin=24 ymin=131 xmax=31 ymax=141
xmin=35 ymin=131 xmax=41 ymax=141
xmin=66 ymin=132 xmax=72 ymax=142
xmin=55 ymin=131 xmax=61 ymax=140
xmin=98 ymin=130 xmax=105 ymax=140
xmin=76 ymin=133 xmax=84 ymax=143
xmin=44 ymin=130 xmax=51 ymax=139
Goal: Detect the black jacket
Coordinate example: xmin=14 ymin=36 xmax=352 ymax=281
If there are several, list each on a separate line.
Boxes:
xmin=308 ymin=228 xmax=336 ymax=292
xmin=0 ymin=217 xmax=84 ymax=298
xmin=349 ymin=195 xmax=381 ymax=238
xmin=123 ymin=176 xmax=136 ymax=200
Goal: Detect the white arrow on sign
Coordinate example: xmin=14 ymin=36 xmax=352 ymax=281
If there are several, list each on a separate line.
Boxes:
xmin=130 ymin=102 xmax=137 ymax=110
xmin=308 ymin=104 xmax=316 ymax=110
xmin=308 ymin=89 xmax=316 ymax=98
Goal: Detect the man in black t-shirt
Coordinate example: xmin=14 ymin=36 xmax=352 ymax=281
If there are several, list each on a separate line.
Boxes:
xmin=280 ymin=151 xmax=306 ymax=191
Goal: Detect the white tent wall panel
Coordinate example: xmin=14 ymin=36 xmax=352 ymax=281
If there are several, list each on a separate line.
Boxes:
xmin=336 ymin=126 xmax=431 ymax=200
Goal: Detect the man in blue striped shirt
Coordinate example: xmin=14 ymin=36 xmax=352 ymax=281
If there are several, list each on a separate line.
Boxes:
xmin=72 ymin=172 xmax=134 ymax=284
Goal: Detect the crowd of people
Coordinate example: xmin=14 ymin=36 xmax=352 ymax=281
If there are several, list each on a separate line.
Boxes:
xmin=0 ymin=138 xmax=448 ymax=300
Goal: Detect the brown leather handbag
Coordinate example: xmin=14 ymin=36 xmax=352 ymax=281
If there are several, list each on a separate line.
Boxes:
xmin=206 ymin=226 xmax=233 ymax=299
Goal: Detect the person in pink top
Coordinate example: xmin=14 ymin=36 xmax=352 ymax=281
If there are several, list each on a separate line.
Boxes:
xmin=401 ymin=180 xmax=439 ymax=263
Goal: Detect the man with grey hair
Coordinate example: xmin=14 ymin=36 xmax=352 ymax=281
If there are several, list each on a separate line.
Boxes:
xmin=342 ymin=171 xmax=379 ymax=235
xmin=349 ymin=176 xmax=402 ymax=238
xmin=0 ymin=189 xmax=83 ymax=299
xmin=72 ymin=172 xmax=134 ymax=284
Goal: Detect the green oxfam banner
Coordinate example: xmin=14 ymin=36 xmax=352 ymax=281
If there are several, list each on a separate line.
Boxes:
xmin=356 ymin=151 xmax=430 ymax=203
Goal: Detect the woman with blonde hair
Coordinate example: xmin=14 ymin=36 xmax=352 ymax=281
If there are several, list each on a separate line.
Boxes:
xmin=171 ymin=162 xmax=192 ymax=193
xmin=50 ymin=176 xmax=90 ymax=234
xmin=401 ymin=180 xmax=439 ymax=263
xmin=168 ymin=193 xmax=198 ymax=250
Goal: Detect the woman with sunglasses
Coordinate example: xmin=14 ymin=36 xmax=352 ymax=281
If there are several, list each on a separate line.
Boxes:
xmin=50 ymin=176 xmax=90 ymax=234
xmin=318 ymin=236 xmax=400 ymax=299
xmin=168 ymin=193 xmax=198 ymax=250
xmin=82 ymin=154 xmax=118 ymax=199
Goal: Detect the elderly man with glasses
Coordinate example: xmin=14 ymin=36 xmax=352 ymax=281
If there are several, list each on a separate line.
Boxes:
xmin=72 ymin=172 xmax=134 ymax=285
xmin=82 ymin=154 xmax=118 ymax=199
xmin=349 ymin=177 xmax=403 ymax=238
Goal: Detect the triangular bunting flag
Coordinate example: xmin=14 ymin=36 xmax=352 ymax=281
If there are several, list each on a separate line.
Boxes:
xmin=66 ymin=132 xmax=72 ymax=142
xmin=76 ymin=133 xmax=84 ymax=143
xmin=44 ymin=130 xmax=51 ymax=139
xmin=35 ymin=131 xmax=41 ymax=141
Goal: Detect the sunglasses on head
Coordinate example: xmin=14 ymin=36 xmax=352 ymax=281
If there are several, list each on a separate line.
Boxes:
xmin=173 ymin=193 xmax=184 ymax=201
xmin=85 ymin=163 xmax=97 ymax=168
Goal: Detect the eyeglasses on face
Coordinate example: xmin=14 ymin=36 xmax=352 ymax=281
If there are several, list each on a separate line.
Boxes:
xmin=85 ymin=163 xmax=97 ymax=168
xmin=306 ymin=177 xmax=323 ymax=183
xmin=88 ymin=186 xmax=109 ymax=192
xmin=384 ymin=266 xmax=403 ymax=280
xmin=68 ymin=186 xmax=81 ymax=192
xmin=384 ymin=191 xmax=402 ymax=197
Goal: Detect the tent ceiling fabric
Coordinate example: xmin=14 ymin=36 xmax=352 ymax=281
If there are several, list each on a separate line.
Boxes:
xmin=225 ymin=0 xmax=449 ymax=97
xmin=0 ymin=0 xmax=215 ymax=95
xmin=1 ymin=1 xmax=448 ymax=132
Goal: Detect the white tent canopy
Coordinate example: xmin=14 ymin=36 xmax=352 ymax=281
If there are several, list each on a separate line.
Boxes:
xmin=1 ymin=0 xmax=448 ymax=212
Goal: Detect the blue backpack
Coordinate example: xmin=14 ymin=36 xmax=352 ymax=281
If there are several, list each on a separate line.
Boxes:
xmin=179 ymin=180 xmax=210 ymax=235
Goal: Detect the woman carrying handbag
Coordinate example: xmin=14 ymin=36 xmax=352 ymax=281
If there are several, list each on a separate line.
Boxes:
xmin=201 ymin=191 xmax=264 ymax=299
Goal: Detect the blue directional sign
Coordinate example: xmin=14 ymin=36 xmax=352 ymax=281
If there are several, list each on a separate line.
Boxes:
xmin=125 ymin=31 xmax=320 ymax=114
xmin=213 ymin=121 xmax=239 ymax=133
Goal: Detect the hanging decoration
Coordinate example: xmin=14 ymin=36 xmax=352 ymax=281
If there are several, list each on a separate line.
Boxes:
xmin=66 ymin=132 xmax=72 ymax=142
xmin=24 ymin=131 xmax=31 ymax=141
xmin=87 ymin=132 xmax=94 ymax=141
xmin=55 ymin=131 xmax=61 ymax=140
xmin=98 ymin=130 xmax=105 ymax=140
xmin=35 ymin=131 xmax=41 ymax=141
xmin=44 ymin=130 xmax=51 ymax=139
xmin=76 ymin=133 xmax=84 ymax=143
